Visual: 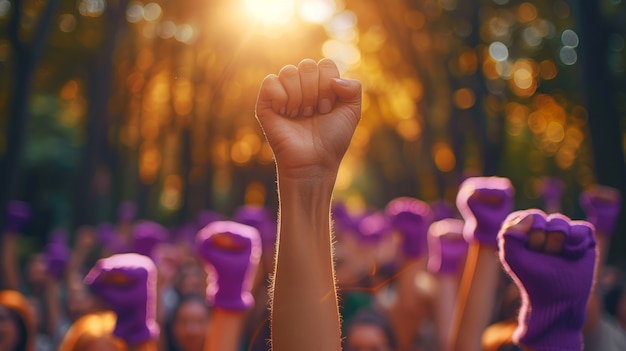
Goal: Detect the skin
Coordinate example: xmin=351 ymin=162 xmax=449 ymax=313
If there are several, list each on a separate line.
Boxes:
xmin=255 ymin=58 xmax=361 ymax=351
xmin=345 ymin=323 xmax=393 ymax=351
xmin=0 ymin=305 xmax=19 ymax=351
xmin=171 ymin=299 xmax=210 ymax=351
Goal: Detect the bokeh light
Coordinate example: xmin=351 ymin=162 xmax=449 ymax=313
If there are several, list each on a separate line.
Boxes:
xmin=559 ymin=46 xmax=577 ymax=65
xmin=299 ymin=0 xmax=336 ymax=23
xmin=489 ymin=41 xmax=509 ymax=61
xmin=244 ymin=0 xmax=296 ymax=25
xmin=0 ymin=0 xmax=9 ymax=18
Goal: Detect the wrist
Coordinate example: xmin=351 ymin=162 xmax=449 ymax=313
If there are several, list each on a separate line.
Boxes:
xmin=113 ymin=311 xmax=159 ymax=345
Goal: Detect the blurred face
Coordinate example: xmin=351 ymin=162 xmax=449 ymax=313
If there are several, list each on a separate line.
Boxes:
xmin=26 ymin=254 xmax=47 ymax=289
xmin=0 ymin=306 xmax=20 ymax=351
xmin=176 ymin=267 xmax=206 ymax=297
xmin=345 ymin=323 xmax=393 ymax=351
xmin=172 ymin=299 xmax=210 ymax=351
xmin=66 ymin=285 xmax=95 ymax=322
xmin=618 ymin=290 xmax=626 ymax=326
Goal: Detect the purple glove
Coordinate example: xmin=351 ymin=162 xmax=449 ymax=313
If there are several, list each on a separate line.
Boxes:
xmin=131 ymin=220 xmax=168 ymax=257
xmin=196 ymin=220 xmax=261 ymax=310
xmin=232 ymin=205 xmax=277 ymax=250
xmin=84 ymin=253 xmax=159 ymax=345
xmin=430 ymin=200 xmax=456 ymax=221
xmin=332 ymin=201 xmax=358 ymax=237
xmin=356 ymin=211 xmax=392 ymax=245
xmin=498 ymin=210 xmax=596 ymax=351
xmin=44 ymin=228 xmax=70 ymax=280
xmin=97 ymin=222 xmax=126 ymax=254
xmin=540 ymin=177 xmax=564 ymax=212
xmin=171 ymin=220 xmax=197 ymax=246
xmin=196 ymin=209 xmax=225 ymax=229
xmin=4 ymin=201 xmax=31 ymax=233
xmin=456 ymin=176 xmax=514 ymax=247
xmin=427 ymin=218 xmax=468 ymax=275
xmin=385 ymin=197 xmax=433 ymax=258
xmin=579 ymin=185 xmax=622 ymax=235
xmin=117 ymin=201 xmax=137 ymax=223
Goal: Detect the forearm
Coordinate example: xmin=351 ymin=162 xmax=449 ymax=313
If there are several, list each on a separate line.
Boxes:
xmin=388 ymin=258 xmax=426 ymax=351
xmin=434 ymin=274 xmax=459 ymax=351
xmin=205 ymin=309 xmax=246 ymax=351
xmin=583 ymin=234 xmax=608 ymax=334
xmin=1 ymin=233 xmax=20 ymax=289
xmin=270 ymin=176 xmax=341 ymax=351
xmin=452 ymin=242 xmax=500 ymax=351
xmin=44 ymin=283 xmax=62 ymax=336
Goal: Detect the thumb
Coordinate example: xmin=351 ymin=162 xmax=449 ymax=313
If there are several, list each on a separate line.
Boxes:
xmin=331 ymin=78 xmax=361 ymax=105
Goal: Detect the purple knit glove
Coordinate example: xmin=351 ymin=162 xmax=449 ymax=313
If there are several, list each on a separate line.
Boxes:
xmin=44 ymin=228 xmax=71 ymax=280
xmin=84 ymin=253 xmax=159 ymax=345
xmin=427 ymin=218 xmax=468 ymax=275
xmin=233 ymin=205 xmax=277 ymax=250
xmin=196 ymin=221 xmax=261 ymax=310
xmin=117 ymin=201 xmax=138 ymax=223
xmin=4 ymin=201 xmax=31 ymax=233
xmin=131 ymin=220 xmax=168 ymax=258
xmin=579 ymin=185 xmax=622 ymax=235
xmin=196 ymin=209 xmax=225 ymax=229
xmin=171 ymin=220 xmax=197 ymax=247
xmin=430 ymin=200 xmax=456 ymax=221
xmin=356 ymin=211 xmax=392 ymax=245
xmin=456 ymin=176 xmax=514 ymax=247
xmin=498 ymin=210 xmax=597 ymax=351
xmin=97 ymin=222 xmax=126 ymax=254
xmin=540 ymin=177 xmax=564 ymax=212
xmin=385 ymin=197 xmax=433 ymax=258
xmin=332 ymin=201 xmax=358 ymax=237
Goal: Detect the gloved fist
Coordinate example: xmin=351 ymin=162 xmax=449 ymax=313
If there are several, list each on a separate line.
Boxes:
xmin=84 ymin=253 xmax=159 ymax=345
xmin=579 ymin=185 xmax=621 ymax=236
xmin=196 ymin=221 xmax=261 ymax=310
xmin=4 ymin=200 xmax=31 ymax=233
xmin=427 ymin=218 xmax=468 ymax=275
xmin=385 ymin=197 xmax=433 ymax=258
xmin=456 ymin=176 xmax=515 ymax=247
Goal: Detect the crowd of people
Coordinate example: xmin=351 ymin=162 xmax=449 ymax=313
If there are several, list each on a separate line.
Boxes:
xmin=1 ymin=58 xmax=625 ymax=351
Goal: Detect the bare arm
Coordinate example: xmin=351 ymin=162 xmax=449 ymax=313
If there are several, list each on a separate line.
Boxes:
xmin=255 ymin=58 xmax=362 ymax=351
xmin=1 ymin=233 xmax=20 ymax=290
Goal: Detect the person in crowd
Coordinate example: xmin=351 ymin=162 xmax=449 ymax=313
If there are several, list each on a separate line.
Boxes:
xmin=254 ymin=57 xmax=601 ymax=351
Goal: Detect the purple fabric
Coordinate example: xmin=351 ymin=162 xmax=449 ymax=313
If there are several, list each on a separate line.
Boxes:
xmin=540 ymin=177 xmax=564 ymax=206
xmin=131 ymin=220 xmax=168 ymax=258
xmin=97 ymin=222 xmax=127 ymax=254
xmin=4 ymin=201 xmax=31 ymax=233
xmin=456 ymin=176 xmax=514 ymax=247
xmin=430 ymin=200 xmax=457 ymax=221
xmin=579 ymin=186 xmax=622 ymax=235
xmin=331 ymin=201 xmax=358 ymax=237
xmin=356 ymin=211 xmax=392 ymax=245
xmin=385 ymin=197 xmax=433 ymax=258
xmin=196 ymin=220 xmax=261 ymax=310
xmin=232 ymin=205 xmax=277 ymax=249
xmin=117 ymin=201 xmax=138 ymax=223
xmin=84 ymin=253 xmax=159 ymax=345
xmin=498 ymin=210 xmax=596 ymax=351
xmin=44 ymin=228 xmax=70 ymax=280
xmin=196 ymin=209 xmax=225 ymax=229
xmin=171 ymin=220 xmax=198 ymax=246
xmin=427 ymin=218 xmax=468 ymax=275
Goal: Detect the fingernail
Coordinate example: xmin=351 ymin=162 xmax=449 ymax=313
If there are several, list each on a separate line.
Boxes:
xmin=290 ymin=109 xmax=299 ymax=118
xmin=279 ymin=106 xmax=286 ymax=115
xmin=332 ymin=78 xmax=348 ymax=87
xmin=318 ymin=99 xmax=331 ymax=114
xmin=303 ymin=106 xmax=314 ymax=117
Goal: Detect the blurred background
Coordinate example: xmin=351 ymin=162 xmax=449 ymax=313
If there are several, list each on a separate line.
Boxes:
xmin=1 ymin=0 xmax=625 ymax=261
